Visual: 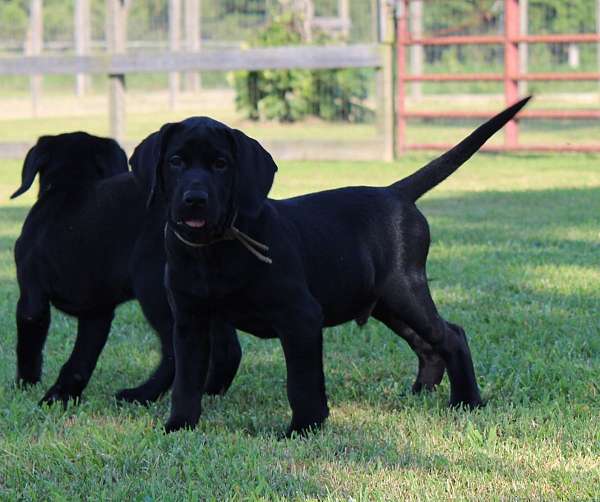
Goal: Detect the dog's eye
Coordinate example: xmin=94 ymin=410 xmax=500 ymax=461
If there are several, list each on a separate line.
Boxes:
xmin=213 ymin=158 xmax=227 ymax=171
xmin=168 ymin=155 xmax=184 ymax=169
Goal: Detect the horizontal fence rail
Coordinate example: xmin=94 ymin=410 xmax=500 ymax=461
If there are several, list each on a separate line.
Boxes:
xmin=403 ymin=33 xmax=600 ymax=46
xmin=402 ymin=72 xmax=600 ymax=82
xmin=0 ymin=44 xmax=383 ymax=75
xmin=405 ymin=110 xmax=600 ymax=120
xmin=407 ymin=144 xmax=600 ymax=153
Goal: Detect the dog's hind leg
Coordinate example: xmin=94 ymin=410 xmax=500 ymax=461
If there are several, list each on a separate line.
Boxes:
xmin=373 ymin=304 xmax=445 ymax=393
xmin=115 ymin=290 xmax=175 ymax=405
xmin=40 ymin=310 xmax=114 ymax=407
xmin=204 ymin=318 xmax=242 ymax=396
xmin=379 ymin=272 xmax=482 ymax=408
xmin=16 ymin=291 xmax=50 ymax=386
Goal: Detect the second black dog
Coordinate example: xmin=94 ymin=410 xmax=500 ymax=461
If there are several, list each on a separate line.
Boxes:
xmin=134 ymin=97 xmax=529 ymax=436
xmin=13 ymin=132 xmax=241 ymax=406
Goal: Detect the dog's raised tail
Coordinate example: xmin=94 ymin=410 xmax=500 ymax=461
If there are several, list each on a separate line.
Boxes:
xmin=393 ymin=96 xmax=531 ymax=202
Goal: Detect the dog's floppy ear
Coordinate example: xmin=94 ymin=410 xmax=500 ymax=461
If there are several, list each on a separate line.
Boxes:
xmin=130 ymin=123 xmax=178 ymax=208
xmin=230 ymin=129 xmax=277 ymax=219
xmin=11 ymin=139 xmax=49 ymax=199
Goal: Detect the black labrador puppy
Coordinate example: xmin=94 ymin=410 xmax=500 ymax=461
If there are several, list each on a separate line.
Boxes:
xmin=131 ymin=97 xmax=530 ymax=436
xmin=12 ymin=132 xmax=241 ymax=406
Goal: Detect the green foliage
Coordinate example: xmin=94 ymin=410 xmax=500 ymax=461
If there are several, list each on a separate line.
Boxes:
xmin=233 ymin=13 xmax=372 ymax=123
xmin=218 ymin=0 xmax=267 ymax=16
xmin=305 ymin=67 xmax=372 ymax=122
xmin=422 ymin=0 xmax=598 ymax=73
xmin=529 ymin=0 xmax=594 ymax=34
xmin=127 ymin=0 xmax=167 ymax=42
xmin=0 ymin=0 xmax=28 ymax=42
xmin=43 ymin=0 xmax=73 ymax=42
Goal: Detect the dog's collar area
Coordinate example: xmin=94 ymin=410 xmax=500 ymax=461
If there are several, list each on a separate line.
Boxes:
xmin=165 ymin=217 xmax=272 ymax=265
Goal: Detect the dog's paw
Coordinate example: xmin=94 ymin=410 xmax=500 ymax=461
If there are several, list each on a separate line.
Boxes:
xmin=412 ymin=376 xmax=443 ymax=394
xmin=412 ymin=354 xmax=446 ymax=395
xmin=16 ymin=375 xmax=41 ymax=389
xmin=411 ymin=374 xmax=445 ymax=394
xmin=449 ymin=395 xmax=485 ymax=410
xmin=284 ymin=421 xmax=325 ymax=440
xmin=16 ymin=359 xmax=43 ymax=387
xmin=411 ymin=381 xmax=425 ymax=394
xmin=204 ymin=380 xmax=227 ymax=397
xmin=164 ymin=415 xmax=198 ymax=434
xmin=115 ymin=387 xmax=159 ymax=406
xmin=285 ymin=410 xmax=328 ymax=439
xmin=39 ymin=385 xmax=80 ymax=409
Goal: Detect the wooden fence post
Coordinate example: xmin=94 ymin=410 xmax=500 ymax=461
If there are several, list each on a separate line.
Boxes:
xmin=377 ymin=0 xmax=395 ymax=162
xmin=518 ymin=0 xmax=528 ymax=95
xmin=304 ymin=0 xmax=314 ymax=42
xmin=75 ymin=0 xmax=91 ymax=97
xmin=409 ymin=0 xmax=423 ymax=100
xmin=185 ymin=0 xmax=201 ymax=92
xmin=597 ymin=0 xmax=600 ymax=93
xmin=169 ymin=0 xmax=181 ymax=108
xmin=395 ymin=0 xmax=408 ymax=156
xmin=371 ymin=0 xmax=379 ymax=42
xmin=26 ymin=0 xmax=43 ymax=117
xmin=106 ymin=0 xmax=127 ymax=143
xmin=338 ymin=0 xmax=350 ymax=39
xmin=504 ymin=0 xmax=520 ymax=148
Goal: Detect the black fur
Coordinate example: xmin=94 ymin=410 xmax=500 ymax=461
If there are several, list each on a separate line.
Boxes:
xmin=13 ymin=132 xmax=241 ymax=406
xmin=136 ymin=98 xmax=530 ymax=436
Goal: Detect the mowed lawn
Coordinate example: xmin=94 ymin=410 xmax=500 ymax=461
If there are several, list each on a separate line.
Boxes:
xmin=0 ymin=152 xmax=598 ymax=500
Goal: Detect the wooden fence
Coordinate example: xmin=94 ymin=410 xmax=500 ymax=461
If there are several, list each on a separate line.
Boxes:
xmin=0 ymin=0 xmax=394 ymax=161
xmin=2 ymin=0 xmax=600 ymax=160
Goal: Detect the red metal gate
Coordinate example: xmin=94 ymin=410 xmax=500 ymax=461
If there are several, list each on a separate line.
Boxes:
xmin=395 ymin=0 xmax=600 ymax=153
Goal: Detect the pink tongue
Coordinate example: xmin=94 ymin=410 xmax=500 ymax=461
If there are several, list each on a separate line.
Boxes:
xmin=185 ymin=219 xmax=206 ymax=228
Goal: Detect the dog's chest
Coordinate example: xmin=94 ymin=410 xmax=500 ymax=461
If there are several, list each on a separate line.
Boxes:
xmin=176 ymin=252 xmax=247 ymax=302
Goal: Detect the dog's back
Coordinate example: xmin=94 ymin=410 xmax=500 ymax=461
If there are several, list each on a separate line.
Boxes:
xmin=270 ymin=97 xmax=532 ymax=326
xmin=13 ymin=132 xmax=142 ymax=313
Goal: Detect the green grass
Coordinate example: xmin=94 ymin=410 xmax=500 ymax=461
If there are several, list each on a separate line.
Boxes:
xmin=0 ymin=152 xmax=599 ymax=500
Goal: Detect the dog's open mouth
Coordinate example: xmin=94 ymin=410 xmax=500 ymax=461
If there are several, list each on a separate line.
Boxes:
xmin=179 ymin=219 xmax=206 ymax=229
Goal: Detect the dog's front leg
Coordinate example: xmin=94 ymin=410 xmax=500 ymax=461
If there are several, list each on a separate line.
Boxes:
xmin=164 ymin=307 xmax=211 ymax=433
xmin=277 ymin=304 xmax=329 ymax=437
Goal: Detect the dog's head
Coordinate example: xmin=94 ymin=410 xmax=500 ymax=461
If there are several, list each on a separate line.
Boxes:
xmin=11 ymin=132 xmax=128 ymax=199
xmin=130 ymin=117 xmax=277 ymax=244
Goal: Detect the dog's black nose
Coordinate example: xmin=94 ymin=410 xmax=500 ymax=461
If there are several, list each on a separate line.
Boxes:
xmin=183 ymin=190 xmax=208 ymax=208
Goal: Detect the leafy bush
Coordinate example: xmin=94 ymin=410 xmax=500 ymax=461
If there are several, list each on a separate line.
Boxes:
xmin=0 ymin=1 xmax=28 ymax=43
xmin=232 ymin=13 xmax=372 ymax=123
